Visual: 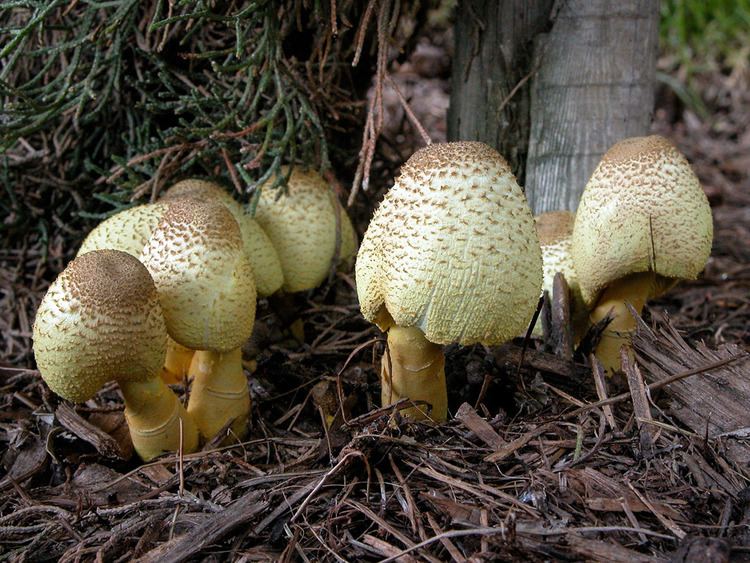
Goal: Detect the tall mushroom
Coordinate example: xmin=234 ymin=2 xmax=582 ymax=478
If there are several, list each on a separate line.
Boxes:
xmin=572 ymin=135 xmax=713 ymax=373
xmin=33 ymin=250 xmax=199 ymax=461
xmin=140 ymin=199 xmax=257 ymax=441
xmin=356 ymin=142 xmax=542 ymax=421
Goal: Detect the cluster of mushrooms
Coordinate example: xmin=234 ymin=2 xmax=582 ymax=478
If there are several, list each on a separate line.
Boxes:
xmin=33 ymin=171 xmax=357 ymax=461
xmin=32 ymin=135 xmax=713 ymax=461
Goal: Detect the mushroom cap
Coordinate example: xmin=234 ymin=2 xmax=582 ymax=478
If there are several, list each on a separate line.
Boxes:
xmin=572 ymin=135 xmax=713 ymax=306
xmin=163 ymin=179 xmax=284 ymax=297
xmin=140 ymin=199 xmax=257 ymax=352
xmin=255 ymin=168 xmax=355 ymax=292
xmin=356 ymin=141 xmax=543 ymax=346
xmin=33 ymin=250 xmax=167 ymax=402
xmin=536 ymin=211 xmax=580 ymax=298
xmin=78 ymin=203 xmax=167 ymax=258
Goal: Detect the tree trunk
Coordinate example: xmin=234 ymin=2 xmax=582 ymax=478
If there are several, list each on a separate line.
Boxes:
xmin=448 ymin=1 xmax=554 ymax=181
xmin=526 ymin=0 xmax=660 ymax=213
xmin=448 ymin=0 xmax=660 ymax=213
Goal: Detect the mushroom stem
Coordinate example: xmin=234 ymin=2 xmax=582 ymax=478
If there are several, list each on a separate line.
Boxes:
xmin=119 ymin=378 xmax=199 ymax=461
xmin=589 ymin=271 xmax=656 ymax=374
xmin=381 ymin=325 xmax=448 ymax=422
xmin=161 ymin=337 xmax=195 ymax=384
xmin=187 ymin=348 xmax=250 ymax=441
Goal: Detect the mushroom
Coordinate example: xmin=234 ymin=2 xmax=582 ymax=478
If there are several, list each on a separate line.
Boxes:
xmin=255 ymin=167 xmax=358 ymax=293
xmin=254 ymin=167 xmax=358 ymax=341
xmin=533 ymin=211 xmax=587 ymax=340
xmin=162 ymin=179 xmax=284 ymax=297
xmin=32 ymin=250 xmax=199 ymax=461
xmin=140 ymin=198 xmax=257 ymax=441
xmin=356 ymin=142 xmax=543 ymax=421
xmin=572 ymin=135 xmax=713 ymax=373
xmin=75 ymin=202 xmax=193 ymax=384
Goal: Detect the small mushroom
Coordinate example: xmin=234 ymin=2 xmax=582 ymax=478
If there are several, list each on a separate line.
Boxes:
xmin=533 ymin=211 xmax=587 ymax=340
xmin=33 ymin=250 xmax=199 ymax=461
xmin=140 ymin=199 xmax=256 ymax=441
xmin=76 ymin=202 xmax=194 ymax=384
xmin=255 ymin=167 xmax=358 ymax=293
xmin=356 ymin=142 xmax=542 ymax=421
xmin=572 ymin=135 xmax=713 ymax=373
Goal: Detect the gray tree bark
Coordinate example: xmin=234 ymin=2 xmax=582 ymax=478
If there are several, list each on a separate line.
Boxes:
xmin=447 ymin=1 xmax=555 ymax=180
xmin=448 ymin=0 xmax=660 ymax=214
xmin=526 ymin=0 xmax=660 ymax=213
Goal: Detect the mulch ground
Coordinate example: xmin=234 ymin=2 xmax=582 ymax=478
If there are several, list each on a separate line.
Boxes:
xmin=1 ymin=50 xmax=749 ymax=562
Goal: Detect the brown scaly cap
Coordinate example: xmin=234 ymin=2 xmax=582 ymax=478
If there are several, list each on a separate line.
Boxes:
xmin=33 ymin=250 xmax=167 ymax=402
xmin=140 ymin=198 xmax=257 ymax=352
xmin=356 ymin=141 xmax=542 ymax=346
xmin=163 ymin=179 xmax=284 ymax=297
xmin=572 ymin=135 xmax=713 ymax=306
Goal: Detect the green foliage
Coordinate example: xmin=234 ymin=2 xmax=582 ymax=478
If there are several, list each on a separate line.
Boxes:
xmin=660 ymin=0 xmax=750 ymax=73
xmin=0 ymin=0 xmax=378 ymax=249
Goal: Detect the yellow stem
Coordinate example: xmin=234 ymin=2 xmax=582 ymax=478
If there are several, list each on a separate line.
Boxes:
xmin=590 ymin=271 xmax=657 ymax=374
xmin=187 ymin=348 xmax=250 ymax=441
xmin=161 ymin=337 xmax=195 ymax=384
xmin=381 ymin=325 xmax=447 ymax=422
xmin=120 ymin=377 xmax=199 ymax=461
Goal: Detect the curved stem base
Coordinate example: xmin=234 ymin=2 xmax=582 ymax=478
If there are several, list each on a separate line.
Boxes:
xmin=120 ymin=378 xmax=199 ymax=461
xmin=590 ymin=272 xmax=656 ymax=374
xmin=381 ymin=325 xmax=447 ymax=422
xmin=187 ymin=348 xmax=250 ymax=442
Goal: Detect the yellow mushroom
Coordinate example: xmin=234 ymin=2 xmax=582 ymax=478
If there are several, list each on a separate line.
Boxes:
xmin=162 ymin=179 xmax=284 ymax=297
xmin=76 ymin=203 xmax=193 ymax=384
xmin=140 ymin=199 xmax=257 ymax=441
xmin=356 ymin=142 xmax=543 ymax=421
xmin=572 ymin=135 xmax=713 ymax=373
xmin=255 ymin=167 xmax=358 ymax=293
xmin=32 ymin=250 xmax=199 ymax=461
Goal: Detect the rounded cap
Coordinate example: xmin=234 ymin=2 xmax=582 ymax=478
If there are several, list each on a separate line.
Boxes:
xmin=356 ymin=141 xmax=543 ymax=346
xmin=140 ymin=199 xmax=257 ymax=352
xmin=164 ymin=179 xmax=284 ymax=297
xmin=572 ymin=135 xmax=713 ymax=305
xmin=255 ymin=168 xmax=356 ymax=292
xmin=78 ymin=203 xmax=167 ymax=258
xmin=33 ymin=250 xmax=167 ymax=402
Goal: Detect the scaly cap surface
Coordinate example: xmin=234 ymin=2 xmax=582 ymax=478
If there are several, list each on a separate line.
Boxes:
xmin=140 ymin=199 xmax=256 ymax=352
xmin=255 ymin=168 xmax=354 ymax=292
xmin=33 ymin=250 xmax=167 ymax=402
xmin=164 ymin=179 xmax=283 ymax=296
xmin=78 ymin=204 xmax=166 ymax=258
xmin=356 ymin=141 xmax=542 ymax=346
xmin=572 ymin=135 xmax=713 ymax=305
